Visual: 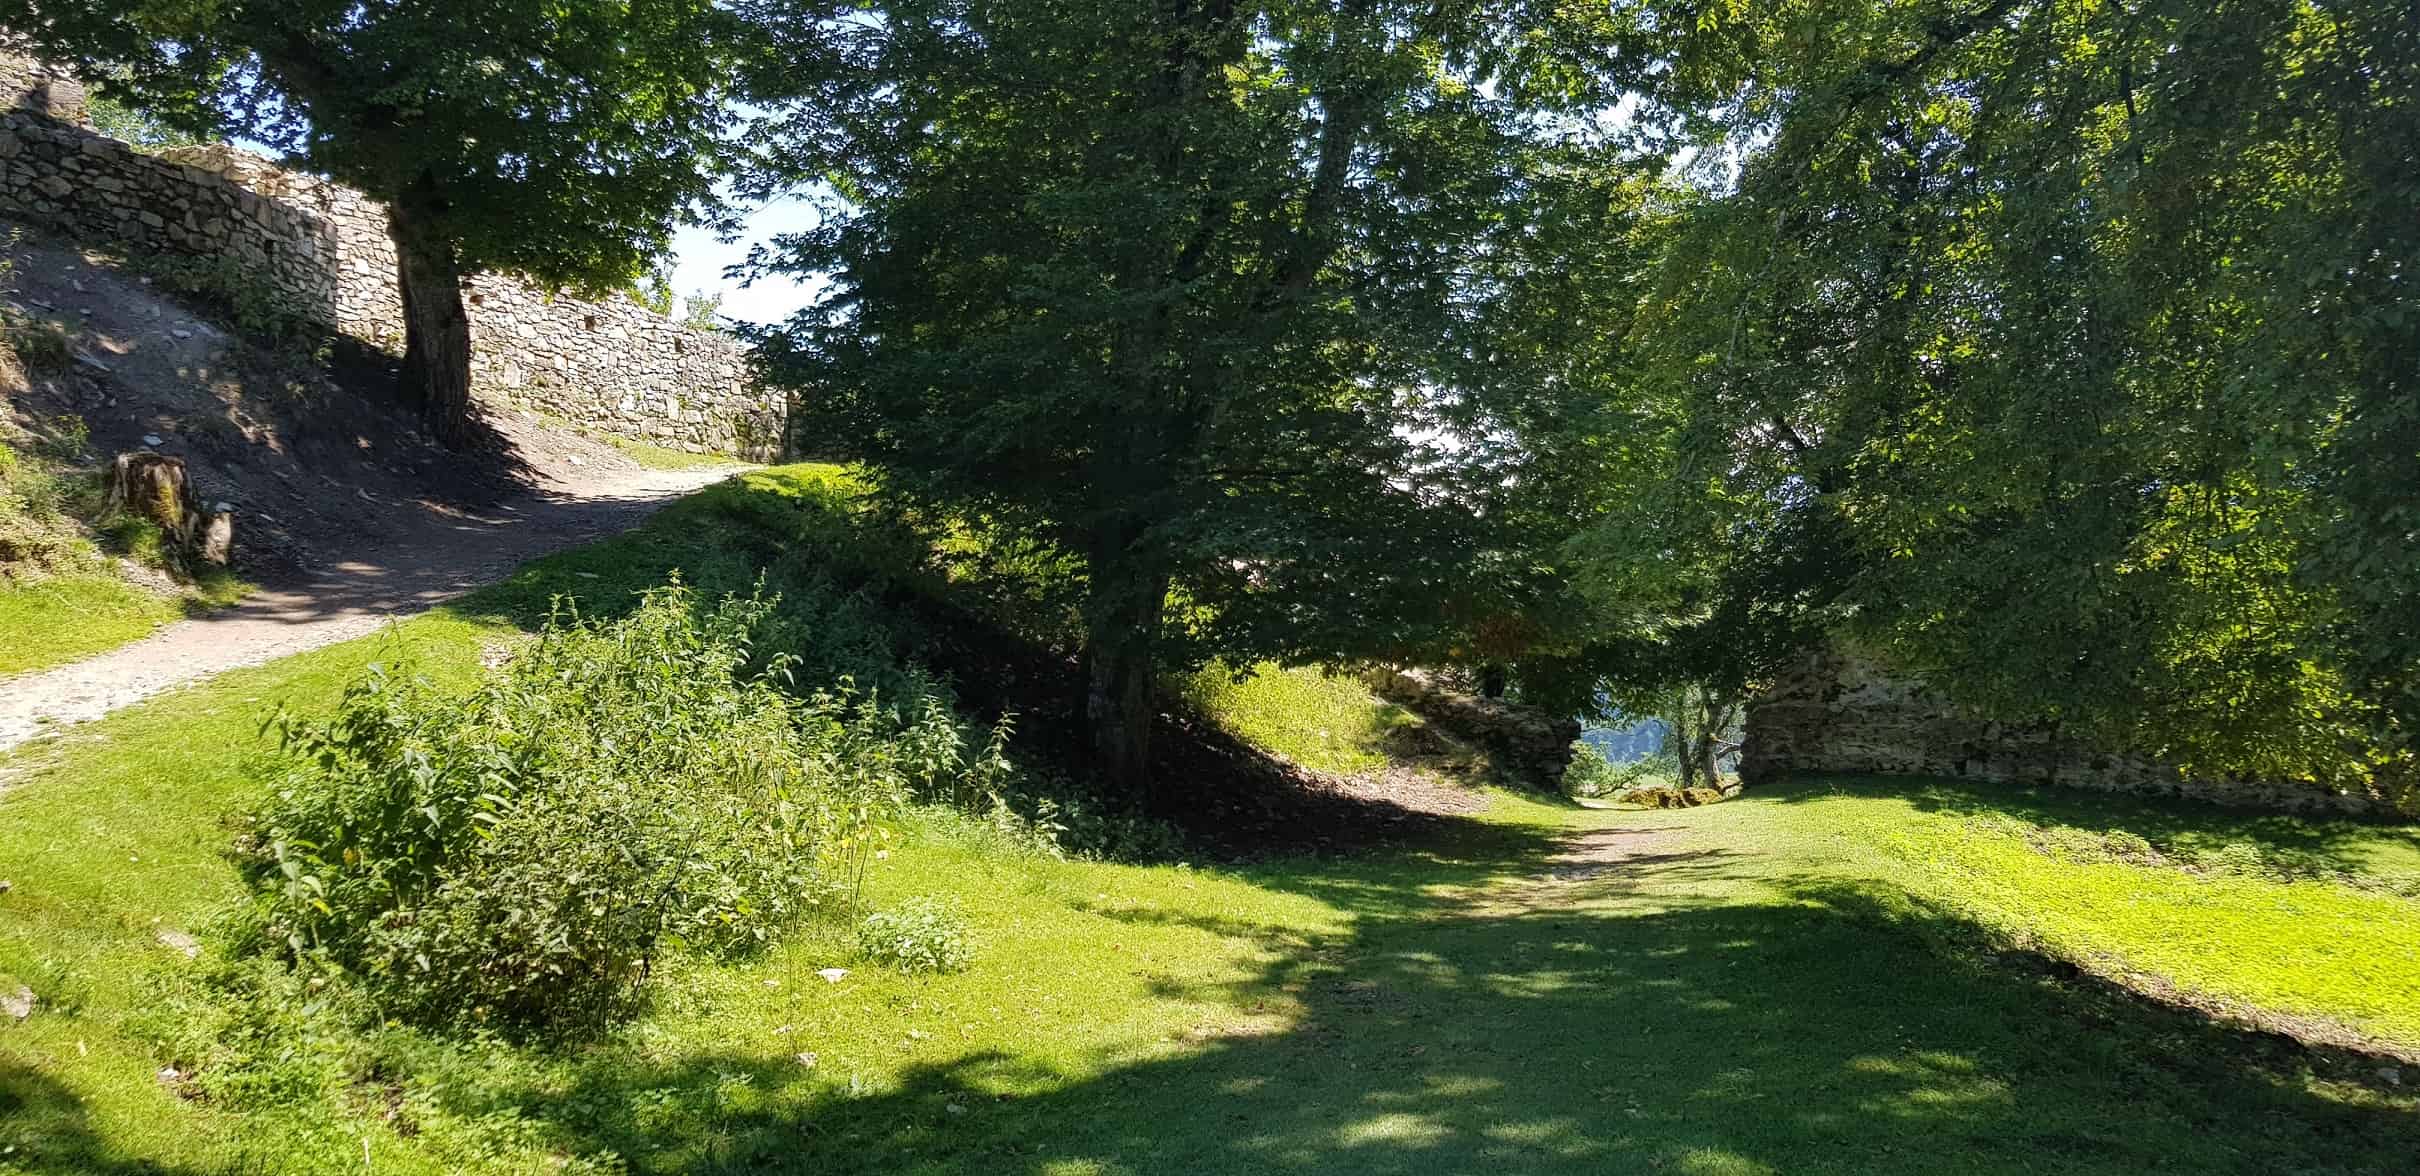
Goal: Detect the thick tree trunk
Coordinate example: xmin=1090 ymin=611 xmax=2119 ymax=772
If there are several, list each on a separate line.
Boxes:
xmin=1083 ymin=563 xmax=1172 ymax=801
xmin=388 ymin=201 xmax=476 ymax=449
xmin=1479 ymin=664 xmax=1508 ymax=699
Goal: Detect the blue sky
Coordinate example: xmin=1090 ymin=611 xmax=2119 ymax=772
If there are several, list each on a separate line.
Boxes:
xmin=666 ymin=195 xmax=827 ymax=327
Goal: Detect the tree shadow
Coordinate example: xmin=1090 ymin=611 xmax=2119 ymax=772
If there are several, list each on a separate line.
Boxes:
xmin=0 ymin=1059 xmax=220 ymax=1176
xmin=422 ymin=840 xmax=2417 ymax=1175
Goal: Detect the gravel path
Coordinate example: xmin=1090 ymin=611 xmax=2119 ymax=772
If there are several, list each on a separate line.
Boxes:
xmin=0 ymin=464 xmax=739 ymax=753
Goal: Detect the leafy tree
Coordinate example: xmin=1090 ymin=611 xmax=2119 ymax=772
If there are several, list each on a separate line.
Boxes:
xmin=0 ymin=1 xmax=750 ymax=447
xmin=1591 ymin=0 xmax=2417 ymax=800
xmin=742 ymin=0 xmax=1644 ymax=796
xmin=631 ymin=264 xmax=679 ymax=317
xmin=84 ymin=81 xmax=182 ymax=150
xmin=681 ymin=289 xmax=727 ymax=332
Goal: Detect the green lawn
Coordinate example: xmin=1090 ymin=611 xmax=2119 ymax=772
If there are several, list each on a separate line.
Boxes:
xmin=1743 ymin=775 xmax=2420 ymax=1047
xmin=4 ymin=465 xmax=2417 ymax=1175
xmin=0 ymin=573 xmax=182 ymax=676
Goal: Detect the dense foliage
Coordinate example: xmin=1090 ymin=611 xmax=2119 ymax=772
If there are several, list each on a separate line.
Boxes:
xmin=741 ymin=0 xmax=1643 ymax=794
xmin=0 ymin=0 xmax=747 ymax=445
xmin=1534 ymin=0 xmax=2417 ymax=803
xmin=242 ymin=587 xmax=956 ymax=1033
xmin=16 ymin=0 xmax=2408 ymax=804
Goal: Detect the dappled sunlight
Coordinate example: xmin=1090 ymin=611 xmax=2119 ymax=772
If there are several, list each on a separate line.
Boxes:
xmin=1332 ymin=1111 xmax=1455 ymax=1149
xmin=312 ymin=818 xmax=2415 ymax=1174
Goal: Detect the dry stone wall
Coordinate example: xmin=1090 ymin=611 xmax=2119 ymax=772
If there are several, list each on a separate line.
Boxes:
xmin=1741 ymin=644 xmax=2388 ymax=817
xmin=0 ymin=56 xmax=779 ymax=457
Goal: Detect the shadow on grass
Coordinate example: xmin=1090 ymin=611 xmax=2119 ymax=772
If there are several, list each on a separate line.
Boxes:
xmin=1760 ymin=773 xmax=2420 ymax=886
xmin=442 ymin=835 xmax=2414 ymax=1175
xmin=0 ymin=1060 xmax=218 ymax=1176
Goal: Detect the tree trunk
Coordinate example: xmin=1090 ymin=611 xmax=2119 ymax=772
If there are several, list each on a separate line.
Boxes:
xmin=1691 ymin=727 xmax=1720 ymax=795
xmin=388 ymin=200 xmax=476 ymax=449
xmin=1479 ymin=664 xmax=1508 ymax=699
xmin=1083 ymin=562 xmax=1172 ymax=801
xmin=1668 ymin=699 xmax=1700 ymax=793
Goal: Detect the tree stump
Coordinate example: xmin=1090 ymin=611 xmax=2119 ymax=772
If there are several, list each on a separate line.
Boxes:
xmin=105 ymin=450 xmax=233 ymax=570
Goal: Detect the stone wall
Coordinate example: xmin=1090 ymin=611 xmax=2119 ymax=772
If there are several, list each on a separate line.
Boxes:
xmin=0 ymin=57 xmax=779 ymax=457
xmin=1741 ymin=644 xmax=2388 ymax=817
xmin=1368 ymin=668 xmax=1580 ymax=791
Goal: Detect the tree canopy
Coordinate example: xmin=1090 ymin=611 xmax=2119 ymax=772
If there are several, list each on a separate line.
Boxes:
xmin=743 ymin=0 xmax=1653 ymax=794
xmin=1560 ymin=0 xmax=2417 ymax=799
xmin=0 ymin=0 xmax=749 ymax=445
xmin=15 ymin=0 xmax=2409 ymax=806
xmin=732 ymin=0 xmax=2414 ymax=806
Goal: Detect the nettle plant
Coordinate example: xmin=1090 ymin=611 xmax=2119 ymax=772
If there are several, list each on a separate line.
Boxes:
xmin=239 ymin=583 xmax=990 ymax=1034
xmin=856 ymin=897 xmax=974 ymax=976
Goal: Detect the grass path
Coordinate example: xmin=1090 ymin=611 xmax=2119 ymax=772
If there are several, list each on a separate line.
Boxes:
xmin=4 ymin=466 xmax=2417 ymax=1174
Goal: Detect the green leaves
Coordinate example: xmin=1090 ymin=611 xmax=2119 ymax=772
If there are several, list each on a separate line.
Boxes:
xmin=741 ymin=1 xmax=1659 ymax=786
xmin=1582 ymin=0 xmax=2418 ymax=799
xmin=0 ymin=0 xmax=748 ymax=301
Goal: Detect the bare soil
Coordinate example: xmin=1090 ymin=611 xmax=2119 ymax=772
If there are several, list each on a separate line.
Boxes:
xmin=0 ymin=231 xmax=675 ymax=578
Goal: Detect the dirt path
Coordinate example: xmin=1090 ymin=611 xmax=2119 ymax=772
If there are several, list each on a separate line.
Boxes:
xmin=0 ymin=463 xmax=739 ymax=753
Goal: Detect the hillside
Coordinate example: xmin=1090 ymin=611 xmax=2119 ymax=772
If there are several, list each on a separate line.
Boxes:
xmin=0 ymin=226 xmax=732 ymax=683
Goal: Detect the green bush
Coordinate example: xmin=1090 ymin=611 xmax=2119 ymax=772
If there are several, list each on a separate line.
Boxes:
xmin=241 ymin=583 xmax=983 ymax=1034
xmin=1563 ymin=742 xmax=1621 ymax=798
xmin=856 ymin=897 xmax=974 ymax=974
xmin=0 ymin=433 xmax=91 ymax=573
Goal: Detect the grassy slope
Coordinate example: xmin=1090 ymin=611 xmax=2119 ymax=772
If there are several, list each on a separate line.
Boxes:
xmin=1746 ymin=775 xmax=2420 ymax=1046
xmin=4 ymin=464 xmax=2418 ymax=1175
xmin=608 ymin=435 xmax=744 ymax=471
xmin=1178 ymin=661 xmax=1420 ymax=775
xmin=0 ymin=566 xmax=248 ymax=677
xmin=0 ymin=574 xmax=182 ymax=675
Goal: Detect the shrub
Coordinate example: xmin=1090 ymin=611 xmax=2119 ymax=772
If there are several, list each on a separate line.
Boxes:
xmin=242 ymin=583 xmax=982 ymax=1034
xmin=856 ymin=897 xmax=974 ymax=975
xmin=1617 ymin=785 xmax=1728 ymax=809
xmin=0 ymin=433 xmax=93 ymax=574
xmin=1563 ymin=742 xmax=1622 ymax=798
xmin=1565 ymin=741 xmax=1679 ymax=801
xmin=3 ymin=315 xmax=71 ymax=371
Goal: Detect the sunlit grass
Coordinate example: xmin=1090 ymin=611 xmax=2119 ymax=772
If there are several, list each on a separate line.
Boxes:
xmin=1178 ymin=660 xmax=1420 ymax=775
xmin=1723 ymin=776 xmax=2420 ymax=1046
xmin=0 ymin=573 xmax=181 ymax=676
